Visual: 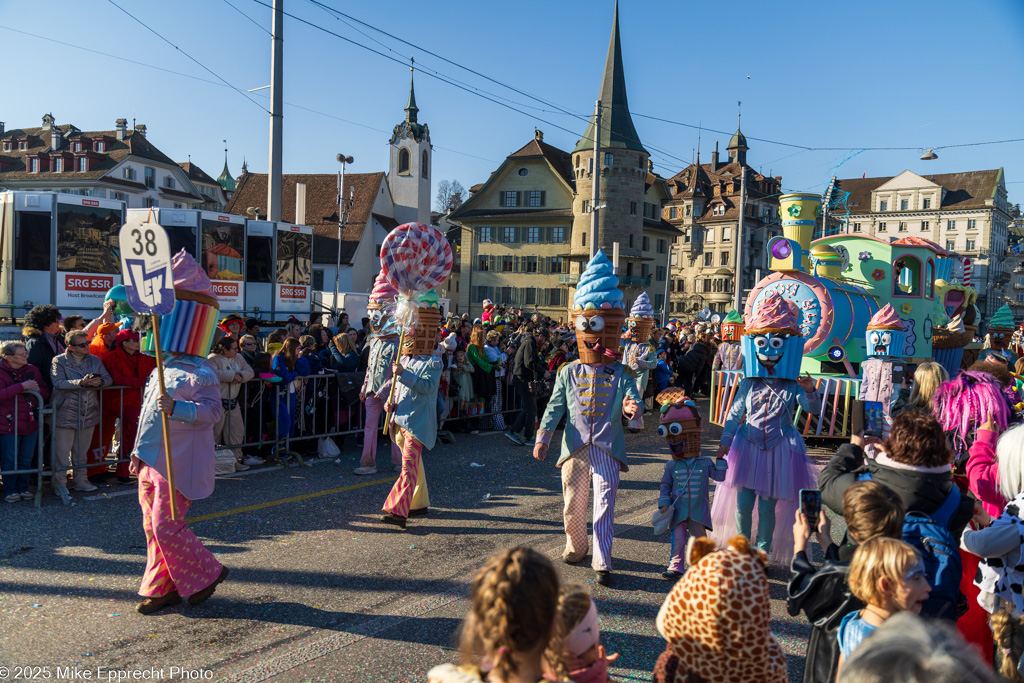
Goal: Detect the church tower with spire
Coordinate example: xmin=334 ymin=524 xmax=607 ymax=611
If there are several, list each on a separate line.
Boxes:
xmin=727 ymin=111 xmax=748 ymax=165
xmin=569 ymin=1 xmax=650 ymax=292
xmin=388 ymin=64 xmax=432 ymax=225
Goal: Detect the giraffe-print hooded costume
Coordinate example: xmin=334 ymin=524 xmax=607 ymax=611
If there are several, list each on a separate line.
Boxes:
xmin=653 ymin=536 xmax=787 ymax=683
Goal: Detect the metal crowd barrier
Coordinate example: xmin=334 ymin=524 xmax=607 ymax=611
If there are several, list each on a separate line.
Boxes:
xmin=0 ymin=369 xmax=529 ymax=507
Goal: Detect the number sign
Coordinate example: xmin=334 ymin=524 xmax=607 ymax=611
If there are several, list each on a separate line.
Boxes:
xmin=118 ymin=217 xmax=176 ymax=315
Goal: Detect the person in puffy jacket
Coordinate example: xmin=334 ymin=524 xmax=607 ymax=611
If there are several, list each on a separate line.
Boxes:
xmin=51 ymin=330 xmax=111 ymax=494
xmin=207 ymin=336 xmax=257 ymax=468
xmin=102 ymin=329 xmax=157 ymax=482
xmin=23 ymin=304 xmax=65 ymax=393
xmin=0 ymin=341 xmax=49 ymax=503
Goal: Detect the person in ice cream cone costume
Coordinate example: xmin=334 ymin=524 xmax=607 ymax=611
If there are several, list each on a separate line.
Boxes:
xmin=130 ymin=250 xmax=228 ymax=614
xmin=655 ymin=388 xmax=727 ymax=580
xmin=980 ymin=304 xmax=1019 ymax=366
xmin=533 ymin=251 xmax=643 ymax=585
xmin=711 ymin=309 xmax=744 ymax=372
xmin=624 ymin=291 xmax=657 ymax=431
xmin=858 ymin=304 xmax=906 ymax=441
xmin=378 ymin=290 xmax=443 ymax=529
xmin=709 ymin=292 xmax=820 ymax=562
xmin=354 ymin=272 xmax=403 ymax=476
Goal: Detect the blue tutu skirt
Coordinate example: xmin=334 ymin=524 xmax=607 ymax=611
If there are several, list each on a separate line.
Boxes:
xmin=709 ymin=428 xmax=816 ymax=564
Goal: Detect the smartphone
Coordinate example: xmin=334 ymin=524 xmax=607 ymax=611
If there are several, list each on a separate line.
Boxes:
xmin=863 ymin=400 xmax=884 ymax=438
xmin=799 ymin=489 xmax=822 ymax=526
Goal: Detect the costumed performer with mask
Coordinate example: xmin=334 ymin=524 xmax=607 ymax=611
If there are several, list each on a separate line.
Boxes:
xmin=711 ymin=309 xmax=744 ymax=371
xmin=354 ymin=272 xmax=402 ymax=476
xmin=624 ymin=291 xmax=657 ymax=432
xmin=710 ymin=292 xmax=820 ymax=561
xmin=533 ymin=250 xmax=642 ymax=586
xmin=131 ymin=250 xmax=228 ymax=614
xmin=858 ymin=304 xmax=906 ymax=441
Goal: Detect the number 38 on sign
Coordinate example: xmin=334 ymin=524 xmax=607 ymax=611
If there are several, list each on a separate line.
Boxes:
xmin=118 ymin=217 xmax=176 ymax=316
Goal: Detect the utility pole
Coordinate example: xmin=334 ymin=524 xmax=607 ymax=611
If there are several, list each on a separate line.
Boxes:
xmin=589 ymin=100 xmax=602 ymax=259
xmin=267 ymin=0 xmax=284 ymax=221
xmin=732 ymin=163 xmax=746 ymax=312
xmin=335 ymin=154 xmax=353 ymax=319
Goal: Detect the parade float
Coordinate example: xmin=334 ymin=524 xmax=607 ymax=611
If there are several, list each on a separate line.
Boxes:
xmin=710 ymin=191 xmax=979 ymax=438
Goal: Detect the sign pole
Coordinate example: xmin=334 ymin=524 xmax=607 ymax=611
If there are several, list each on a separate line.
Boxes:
xmin=382 ymin=328 xmax=407 ymax=436
xmin=151 ymin=315 xmax=178 ymax=520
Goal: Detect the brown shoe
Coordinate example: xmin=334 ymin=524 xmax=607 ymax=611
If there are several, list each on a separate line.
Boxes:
xmin=379 ymin=512 xmax=407 ymax=529
xmin=188 ymin=566 xmax=229 ymax=606
xmin=136 ymin=591 xmax=182 ymax=614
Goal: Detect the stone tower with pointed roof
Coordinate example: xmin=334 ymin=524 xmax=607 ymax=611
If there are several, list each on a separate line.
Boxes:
xmin=388 ymin=66 xmax=432 ymax=225
xmin=727 ymin=113 xmax=748 ymax=165
xmin=568 ymin=1 xmax=650 ymax=294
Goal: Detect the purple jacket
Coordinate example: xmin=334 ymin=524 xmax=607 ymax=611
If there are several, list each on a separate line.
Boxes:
xmin=0 ymin=359 xmax=49 ymax=435
xmin=132 ymin=356 xmax=224 ymax=500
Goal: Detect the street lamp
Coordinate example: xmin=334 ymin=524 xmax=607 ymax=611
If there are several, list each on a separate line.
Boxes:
xmin=335 ymin=154 xmax=354 ymax=322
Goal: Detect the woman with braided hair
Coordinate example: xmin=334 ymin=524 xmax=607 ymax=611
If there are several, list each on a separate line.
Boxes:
xmin=428 ymin=546 xmax=570 ymax=683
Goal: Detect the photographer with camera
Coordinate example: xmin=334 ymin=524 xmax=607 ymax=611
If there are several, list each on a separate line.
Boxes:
xmin=505 ymin=327 xmax=549 ymax=446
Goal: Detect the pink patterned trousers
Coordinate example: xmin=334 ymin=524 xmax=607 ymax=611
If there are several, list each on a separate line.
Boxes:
xmin=137 ymin=464 xmax=223 ymax=598
xmin=382 ymin=426 xmax=429 ymax=517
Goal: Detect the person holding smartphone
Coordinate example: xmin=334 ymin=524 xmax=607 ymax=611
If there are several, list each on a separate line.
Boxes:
xmin=51 ymin=330 xmax=112 ymax=494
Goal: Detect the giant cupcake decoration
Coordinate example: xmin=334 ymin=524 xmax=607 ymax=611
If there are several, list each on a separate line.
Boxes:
xmin=865 ymin=304 xmax=905 ymax=358
xmin=721 ymin=308 xmax=744 ymax=342
xmin=140 ymin=249 xmax=220 ymax=358
xmin=742 ymin=292 xmax=804 ymax=379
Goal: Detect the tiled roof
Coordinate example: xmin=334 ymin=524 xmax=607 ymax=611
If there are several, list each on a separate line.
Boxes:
xmin=224 ymin=171 xmax=386 ymax=265
xmin=509 ymin=137 xmax=575 ymax=187
xmin=178 ymin=161 xmax=218 ymax=186
xmin=0 ymin=123 xmax=199 ymax=201
xmin=837 ymin=170 xmax=1004 ymax=214
xmin=665 ymin=160 xmax=780 ymax=221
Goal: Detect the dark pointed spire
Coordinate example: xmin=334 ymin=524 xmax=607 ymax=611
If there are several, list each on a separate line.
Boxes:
xmin=405 ymin=58 xmax=419 ymax=124
xmin=573 ymin=1 xmax=647 ymax=154
xmin=218 ymin=139 xmax=236 ymax=192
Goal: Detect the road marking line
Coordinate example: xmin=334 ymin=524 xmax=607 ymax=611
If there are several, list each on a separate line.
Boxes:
xmin=188 ymin=476 xmax=396 ymax=523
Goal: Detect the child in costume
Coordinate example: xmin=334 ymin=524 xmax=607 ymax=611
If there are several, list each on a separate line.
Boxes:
xmin=378 ymin=290 xmax=443 ymax=529
xmin=533 ymin=250 xmax=643 ymax=586
xmin=554 ymin=584 xmax=620 ymax=683
xmin=130 ymin=250 xmax=228 ymax=614
xmin=624 ymin=291 xmax=657 ymax=431
xmin=480 ymin=299 xmax=495 ymax=325
xmin=981 ymin=304 xmax=1019 ymax=366
xmin=355 ymin=273 xmax=402 ymax=476
xmin=656 ymin=388 xmax=727 ymax=579
xmin=711 ymin=309 xmax=744 ymax=371
xmin=711 ymin=292 xmax=820 ymax=561
xmin=858 ymin=304 xmax=907 ymax=441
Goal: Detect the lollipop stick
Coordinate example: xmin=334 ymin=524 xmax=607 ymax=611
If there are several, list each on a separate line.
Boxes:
xmin=382 ymin=328 xmax=407 ymax=436
xmin=152 ymin=315 xmax=178 ymax=521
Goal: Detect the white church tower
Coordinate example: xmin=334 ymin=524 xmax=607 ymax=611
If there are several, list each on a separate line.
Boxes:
xmin=388 ymin=66 xmax=431 ymax=225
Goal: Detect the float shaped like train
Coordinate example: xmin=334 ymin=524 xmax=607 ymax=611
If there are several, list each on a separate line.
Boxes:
xmin=711 ymin=192 xmax=979 ymax=436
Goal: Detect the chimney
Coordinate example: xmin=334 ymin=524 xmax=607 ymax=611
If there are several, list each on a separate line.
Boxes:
xmin=50 ymin=125 xmax=62 ymax=152
xmin=115 ymin=118 xmax=127 ymax=140
xmin=712 ymin=141 xmax=719 ymax=168
xmin=41 ymin=113 xmax=54 ymax=131
xmin=134 ymin=124 xmax=147 ymax=137
xmin=0 ymin=122 xmax=5 ymax=137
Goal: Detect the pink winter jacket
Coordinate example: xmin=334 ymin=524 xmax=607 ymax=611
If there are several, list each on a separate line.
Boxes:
xmin=966 ymin=427 xmax=1004 ymax=518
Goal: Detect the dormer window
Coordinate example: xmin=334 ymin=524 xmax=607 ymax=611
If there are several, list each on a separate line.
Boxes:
xmin=54 ymin=158 xmax=64 ymax=173
xmin=19 ymin=141 xmax=27 ymax=151
xmin=95 ymin=141 xmax=105 ymax=152
xmin=73 ymin=142 xmax=82 ymax=152
xmin=78 ymin=157 xmax=88 ymax=172
xmin=29 ymin=158 xmax=39 ymax=172
xmin=2 ymin=141 xmax=9 ymax=152
xmin=165 ymin=177 xmax=175 ymax=190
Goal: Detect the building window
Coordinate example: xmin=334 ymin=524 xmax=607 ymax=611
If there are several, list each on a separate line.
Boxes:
xmin=656 ymin=265 xmax=666 ymax=281
xmin=878 ymin=222 xmax=887 ymax=232
xmin=479 ymin=226 xmax=493 ymax=243
xmin=629 ymin=201 xmax=638 ymax=216
xmin=581 ymin=232 xmax=586 ymax=247
xmin=853 ymin=222 xmax=862 ymax=233
xmin=880 ymin=200 xmax=888 ymax=211
xmin=900 ymin=199 xmax=908 ymax=210
xmin=706 ymin=227 xmax=715 ymax=243
xmin=582 ymin=199 xmax=591 ymax=213
xmin=703 ymin=253 xmax=713 ymax=267
xmin=604 ymin=152 xmax=613 ymax=166
xmin=165 ymin=176 xmax=175 ymax=189
xmin=898 ymin=222 xmax=907 ymax=232
xmin=946 ymin=240 xmax=955 ymax=251
xmin=144 ymin=167 xmax=155 ymax=188
xmin=112 ymin=192 xmax=127 ymax=202
xmin=923 ymin=198 xmax=931 ymax=209
xmin=502 ymin=190 xmax=520 ymax=207
xmin=722 ymin=226 xmax=732 ymax=242
xmin=145 ymin=197 xmax=157 ymax=208
xmin=654 ymin=293 xmax=664 ymax=310
xmin=669 ymin=206 xmax=677 ymax=219
xmin=642 ymin=236 xmax=650 ymax=251
xmin=29 ymin=158 xmax=38 ymax=172
xmin=1 ymin=142 xmax=9 ymax=152
xmin=501 ymin=255 xmax=514 ymax=272
xmin=54 ymin=157 xmax=63 ymax=172
xmin=551 ymin=226 xmax=565 ymax=243
xmin=123 ymin=167 xmax=135 ymax=180
xmin=683 ymin=229 xmax=690 ymax=244
xmin=658 ymin=239 xmax=666 ymax=254
xmin=518 ymin=168 xmax=529 ymax=177
xmin=527 ymin=190 xmax=544 ymax=207
xmin=96 ymin=141 xmax=105 ymax=152
xmin=421 ymin=151 xmax=428 ymax=178
xmin=550 ymin=257 xmax=564 ymax=274
xmin=968 ymin=219 xmax=977 ymax=230
xmin=398 ymin=148 xmax=410 ymax=174
xmin=676 ymin=279 xmax=685 ymax=292
xmin=19 ymin=141 xmax=27 ymax=151
xmin=78 ymin=157 xmax=88 ymax=172
xmin=478 ymin=256 xmax=490 ymax=271
xmin=713 ymin=205 xmax=725 ymax=216
xmin=501 ymin=227 xmax=515 ymax=243
xmin=720 ymin=251 xmax=729 ymax=266
xmin=522 ymin=288 xmax=535 ymax=305
xmin=946 ymin=219 xmax=956 ymax=230
xmin=500 ymin=286 xmax=512 ymax=303
xmin=685 ymin=204 xmax=691 ymax=217
xmin=966 ymin=239 xmax=976 ymax=251
xmin=526 ymin=227 xmax=540 ymax=243
xmin=549 ymin=289 xmax=562 ymax=307
xmin=587 ymin=157 xmax=594 ymax=173
xmin=920 ymin=221 xmax=929 ymax=231
xmin=525 ymin=256 xmax=538 ymax=273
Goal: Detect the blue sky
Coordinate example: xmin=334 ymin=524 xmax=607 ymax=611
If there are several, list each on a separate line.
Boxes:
xmin=4 ymin=0 xmax=1023 ymax=207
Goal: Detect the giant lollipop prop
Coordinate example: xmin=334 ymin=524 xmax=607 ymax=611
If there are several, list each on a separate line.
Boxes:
xmin=379 ymin=222 xmax=453 ymax=434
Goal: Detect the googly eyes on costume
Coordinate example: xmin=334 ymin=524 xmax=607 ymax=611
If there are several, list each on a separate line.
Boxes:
xmin=668 ymin=423 xmax=682 ymax=435
xmin=754 ymin=335 xmax=768 ymax=350
xmin=369 ymin=311 xmax=383 ymax=324
xmin=881 ymin=332 xmax=892 ymax=345
xmin=575 ymin=317 xmax=589 ymax=332
xmin=628 ymin=320 xmax=637 ymax=328
xmin=768 ymin=337 xmax=784 ymax=350
xmin=657 ymin=425 xmax=667 ymax=437
xmin=588 ymin=316 xmax=605 ymax=332
xmin=870 ymin=332 xmax=880 ymax=345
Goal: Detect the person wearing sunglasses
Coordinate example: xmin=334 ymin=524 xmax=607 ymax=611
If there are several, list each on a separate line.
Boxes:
xmin=51 ymin=330 xmax=112 ymax=496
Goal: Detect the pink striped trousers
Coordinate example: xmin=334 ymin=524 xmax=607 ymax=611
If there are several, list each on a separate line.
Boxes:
xmin=137 ymin=465 xmax=223 ymax=598
xmin=382 ymin=426 xmax=429 ymax=518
